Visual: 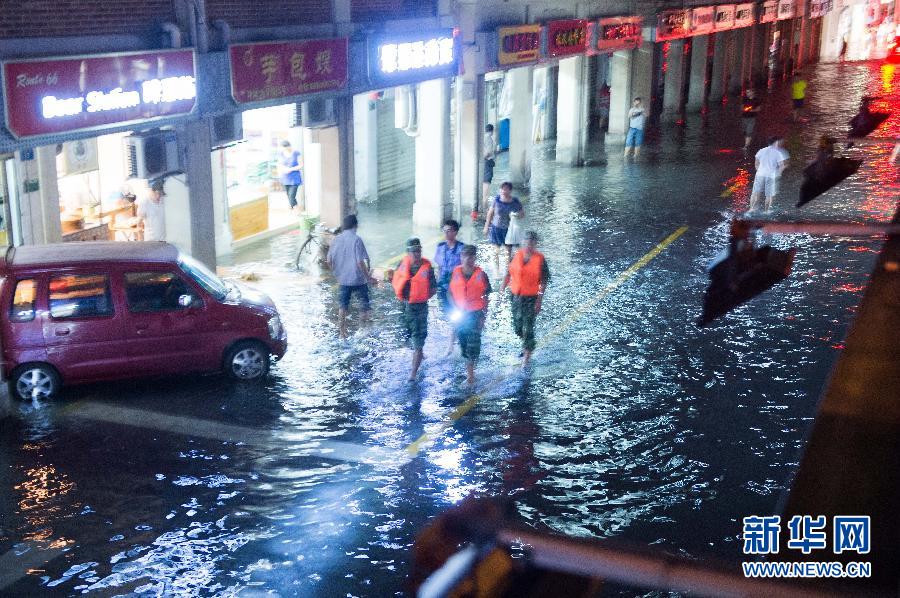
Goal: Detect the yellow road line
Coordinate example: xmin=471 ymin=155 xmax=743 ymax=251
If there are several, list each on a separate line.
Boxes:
xmin=404 ymin=225 xmax=689 ymax=456
xmin=378 ymin=234 xmax=446 ymax=269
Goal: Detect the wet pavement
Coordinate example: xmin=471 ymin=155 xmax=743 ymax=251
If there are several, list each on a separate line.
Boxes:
xmin=2 ymin=62 xmax=898 ymax=596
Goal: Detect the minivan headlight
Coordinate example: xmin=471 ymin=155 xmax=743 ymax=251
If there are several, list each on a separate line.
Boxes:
xmin=267 ymin=315 xmax=283 ymax=339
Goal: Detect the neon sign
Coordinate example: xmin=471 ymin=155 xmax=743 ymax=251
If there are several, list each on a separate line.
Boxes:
xmin=498 ymin=25 xmax=541 ymax=66
xmin=548 ymin=20 xmax=588 ymax=57
xmin=40 ymin=76 xmax=195 ymax=120
xmin=597 ymin=16 xmax=643 ymax=52
xmin=368 ymin=30 xmax=457 ymax=85
xmin=379 ymin=38 xmax=454 ymax=74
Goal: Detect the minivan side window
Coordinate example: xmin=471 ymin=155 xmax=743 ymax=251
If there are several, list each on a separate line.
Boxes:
xmin=10 ymin=279 xmax=37 ymax=322
xmin=125 ymin=272 xmax=199 ymax=312
xmin=49 ymin=274 xmax=113 ymax=319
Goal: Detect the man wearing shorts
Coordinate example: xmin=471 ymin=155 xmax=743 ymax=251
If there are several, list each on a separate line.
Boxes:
xmin=791 ymin=74 xmax=807 ymax=122
xmin=624 ymin=97 xmax=646 ymax=158
xmin=326 ymin=214 xmax=378 ymax=338
xmin=392 ymin=238 xmax=437 ymax=381
xmin=741 ymin=88 xmax=761 ymax=151
xmin=750 ymin=136 xmax=789 ymax=213
xmin=449 ymin=245 xmax=491 ymax=385
xmin=481 ymin=124 xmax=497 ymax=214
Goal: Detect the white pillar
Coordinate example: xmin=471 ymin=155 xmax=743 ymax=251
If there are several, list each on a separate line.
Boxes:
xmin=455 ymin=74 xmax=481 ymax=216
xmin=16 ymin=145 xmax=61 ymax=245
xmin=412 ymin=78 xmax=451 ymax=228
xmin=180 ymin=119 xmax=217 ymax=268
xmin=353 ymin=93 xmax=378 ymax=203
xmin=555 ymin=55 xmax=587 ymax=165
xmin=688 ymin=35 xmax=710 ymax=111
xmin=507 ymin=65 xmax=533 ymax=186
xmin=605 ymin=49 xmax=634 ymax=144
xmin=710 ymin=32 xmax=728 ymax=103
xmin=663 ymin=39 xmax=686 ymax=113
xmin=304 ymin=125 xmax=343 ymax=230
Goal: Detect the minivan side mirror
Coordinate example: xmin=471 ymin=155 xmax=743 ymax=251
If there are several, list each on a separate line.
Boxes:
xmin=178 ymin=294 xmax=195 ymax=308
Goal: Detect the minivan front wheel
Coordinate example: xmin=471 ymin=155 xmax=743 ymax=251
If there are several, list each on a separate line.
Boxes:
xmin=224 ymin=341 xmax=270 ymax=381
xmin=11 ymin=363 xmax=61 ymax=401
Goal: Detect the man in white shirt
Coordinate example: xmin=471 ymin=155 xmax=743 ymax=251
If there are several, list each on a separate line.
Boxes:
xmin=750 ymin=136 xmax=789 ymax=213
xmin=624 ymin=97 xmax=647 ymax=158
xmin=136 ymin=179 xmax=167 ymax=241
xmin=481 ymin=124 xmax=497 ymax=214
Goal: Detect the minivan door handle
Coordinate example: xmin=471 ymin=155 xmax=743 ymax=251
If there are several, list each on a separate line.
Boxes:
xmin=54 ymin=328 xmax=70 ymax=336
xmin=134 ymin=324 xmax=149 ymax=336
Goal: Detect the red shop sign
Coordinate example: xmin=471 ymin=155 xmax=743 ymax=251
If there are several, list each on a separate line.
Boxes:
xmin=230 ymin=38 xmax=348 ymax=104
xmin=2 ymin=49 xmax=196 ymax=139
xmin=597 ymin=16 xmax=643 ymax=52
xmin=548 ymin=19 xmax=588 ymax=57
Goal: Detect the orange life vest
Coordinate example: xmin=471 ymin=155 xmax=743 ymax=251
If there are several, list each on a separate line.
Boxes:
xmin=392 ymin=256 xmax=432 ymax=303
xmin=508 ymin=250 xmax=545 ymax=297
xmin=449 ymin=266 xmax=488 ymax=311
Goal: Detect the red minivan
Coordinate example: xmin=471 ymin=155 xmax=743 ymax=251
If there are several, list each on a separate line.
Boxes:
xmin=1 ymin=242 xmax=287 ymax=400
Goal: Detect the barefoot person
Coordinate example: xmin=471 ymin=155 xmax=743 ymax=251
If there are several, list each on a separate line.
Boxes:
xmin=392 ymin=238 xmax=437 ymax=381
xmin=501 ymin=231 xmax=549 ymax=368
xmin=449 ymin=245 xmax=491 ymax=385
xmin=483 ymin=182 xmax=524 ymax=264
xmin=326 ymin=214 xmax=378 ymax=338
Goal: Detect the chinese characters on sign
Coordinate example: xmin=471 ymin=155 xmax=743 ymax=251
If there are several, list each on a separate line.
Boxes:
xmin=498 ymin=25 xmax=541 ymax=65
xmin=742 ymin=515 xmax=871 ymax=555
xmin=656 ymin=10 xmax=691 ymax=41
xmin=596 ymin=17 xmax=643 ymax=53
xmin=809 ymin=0 xmax=834 ymax=19
xmin=760 ymin=0 xmax=778 ymax=23
xmin=369 ymin=30 xmax=457 ymax=85
xmin=777 ymin=0 xmax=795 ymax=20
xmin=735 ymin=3 xmax=756 ymax=28
xmin=691 ymin=6 xmax=715 ymax=35
xmin=548 ymin=20 xmax=588 ymax=57
xmin=714 ymin=4 xmax=736 ymax=31
xmin=2 ymin=49 xmax=196 ymax=138
xmin=229 ymin=38 xmax=348 ymax=104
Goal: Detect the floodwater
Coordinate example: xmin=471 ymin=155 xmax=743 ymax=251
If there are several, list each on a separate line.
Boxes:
xmin=1 ymin=62 xmax=897 ymax=596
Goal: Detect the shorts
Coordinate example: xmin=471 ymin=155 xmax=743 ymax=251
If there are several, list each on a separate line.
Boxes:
xmin=403 ymin=302 xmax=429 ymax=349
xmin=742 ymin=118 xmax=756 ymax=138
xmin=751 ymin=174 xmax=779 ymax=198
xmin=625 ymin=127 xmax=644 ymax=147
xmin=456 ymin=311 xmax=483 ymax=361
xmin=792 ymin=98 xmax=805 ymax=109
xmin=436 ymin=280 xmax=452 ymax=314
xmin=339 ymin=284 xmax=370 ymax=311
xmin=483 ymin=159 xmax=495 ymax=184
xmin=511 ymin=295 xmax=539 ymax=351
xmin=488 ymin=225 xmax=509 ymax=246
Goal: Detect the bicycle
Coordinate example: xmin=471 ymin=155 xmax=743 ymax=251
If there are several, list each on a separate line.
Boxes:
xmin=294 ymin=215 xmax=340 ymax=270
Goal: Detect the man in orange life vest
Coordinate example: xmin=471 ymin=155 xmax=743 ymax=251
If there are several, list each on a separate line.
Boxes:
xmin=449 ymin=244 xmax=492 ymax=385
xmin=500 ymin=230 xmax=550 ymax=367
xmin=392 ymin=238 xmax=437 ymax=381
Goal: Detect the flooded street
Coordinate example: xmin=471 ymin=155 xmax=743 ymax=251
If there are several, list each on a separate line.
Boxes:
xmin=1 ymin=62 xmax=897 ymax=595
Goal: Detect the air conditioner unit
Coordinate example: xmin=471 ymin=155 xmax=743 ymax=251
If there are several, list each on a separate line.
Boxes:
xmin=289 ymin=102 xmax=303 ymax=128
xmin=210 ymin=113 xmax=244 ymax=148
xmin=56 ymin=138 xmax=99 ymax=177
xmin=124 ymin=130 xmax=179 ymax=180
xmin=301 ymin=98 xmax=336 ymax=128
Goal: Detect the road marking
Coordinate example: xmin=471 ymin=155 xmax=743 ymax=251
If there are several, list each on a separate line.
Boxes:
xmin=64 ymin=402 xmax=408 ymax=468
xmin=404 ymin=226 xmax=689 ymax=456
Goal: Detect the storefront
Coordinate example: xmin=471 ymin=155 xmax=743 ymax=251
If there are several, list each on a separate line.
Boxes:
xmin=351 ymin=29 xmax=459 ymax=228
xmin=594 ymin=16 xmax=643 ymax=136
xmin=1 ymin=49 xmax=197 ymax=247
xmin=223 ymin=38 xmax=348 ymax=253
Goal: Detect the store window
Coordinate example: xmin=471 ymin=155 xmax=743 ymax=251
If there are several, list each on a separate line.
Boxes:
xmin=125 ymin=272 xmax=197 ymax=312
xmin=48 ymin=274 xmax=113 ymax=319
xmin=10 ymin=279 xmax=37 ymax=322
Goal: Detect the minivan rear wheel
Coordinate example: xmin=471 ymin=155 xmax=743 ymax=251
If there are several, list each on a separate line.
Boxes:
xmin=224 ymin=341 xmax=270 ymax=381
xmin=11 ymin=363 xmax=61 ymax=401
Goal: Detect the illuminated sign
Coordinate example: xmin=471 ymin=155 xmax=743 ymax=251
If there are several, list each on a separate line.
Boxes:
xmin=229 ymin=38 xmax=348 ymax=104
xmin=777 ymin=0 xmax=795 ymax=20
xmin=656 ymin=10 xmax=691 ymax=41
xmin=596 ymin=16 xmax=643 ymax=52
xmin=760 ymin=1 xmax=778 ymax=23
xmin=548 ymin=19 xmax=588 ymax=57
xmin=2 ymin=49 xmax=196 ymax=139
xmin=809 ymin=0 xmax=833 ymax=18
xmin=691 ymin=6 xmax=715 ymax=34
xmin=714 ymin=5 xmax=736 ymax=31
xmin=498 ymin=24 xmax=541 ymax=66
xmin=368 ymin=30 xmax=457 ymax=86
xmin=735 ymin=3 xmax=756 ymax=27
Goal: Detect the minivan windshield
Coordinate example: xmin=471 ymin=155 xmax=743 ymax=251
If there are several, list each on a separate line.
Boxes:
xmin=178 ymin=254 xmax=228 ymax=301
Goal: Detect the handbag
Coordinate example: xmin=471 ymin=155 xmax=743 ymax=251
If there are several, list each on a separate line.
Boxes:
xmin=504 ymin=212 xmax=524 ymax=246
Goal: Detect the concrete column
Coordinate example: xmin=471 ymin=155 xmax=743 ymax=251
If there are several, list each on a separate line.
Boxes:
xmin=16 ymin=146 xmax=61 ymax=245
xmin=663 ymin=39 xmax=686 ymax=113
xmin=710 ymin=31 xmax=728 ymax=103
xmin=797 ymin=16 xmax=809 ymax=68
xmin=556 ymin=55 xmax=587 ymax=165
xmin=412 ymin=78 xmax=452 ymax=228
xmin=455 ymin=73 xmax=481 ymax=217
xmin=176 ymin=119 xmax=216 ymax=268
xmin=507 ymin=65 xmax=534 ymax=186
xmin=353 ymin=93 xmax=378 ymax=203
xmin=688 ymin=34 xmax=710 ymax=111
xmin=633 ymin=42 xmax=653 ymax=117
xmin=605 ymin=48 xmax=634 ymax=144
xmin=752 ymin=23 xmax=770 ymax=85
xmin=303 ymin=96 xmax=353 ymax=230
